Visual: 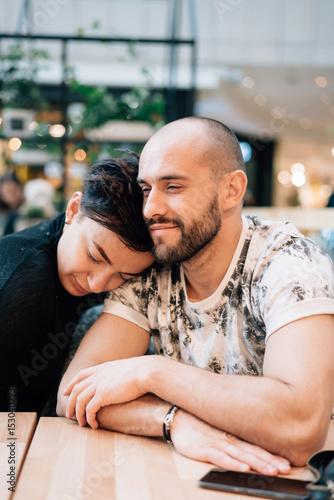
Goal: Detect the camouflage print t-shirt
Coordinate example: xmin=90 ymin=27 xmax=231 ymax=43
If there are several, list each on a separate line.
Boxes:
xmin=103 ymin=216 xmax=334 ymax=376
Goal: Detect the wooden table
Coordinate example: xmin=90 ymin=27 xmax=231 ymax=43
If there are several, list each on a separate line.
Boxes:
xmin=8 ymin=417 xmax=334 ymax=499
xmin=0 ymin=412 xmax=37 ymax=500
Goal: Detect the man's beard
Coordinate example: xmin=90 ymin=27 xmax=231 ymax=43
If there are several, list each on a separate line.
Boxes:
xmin=146 ymin=196 xmax=221 ymax=267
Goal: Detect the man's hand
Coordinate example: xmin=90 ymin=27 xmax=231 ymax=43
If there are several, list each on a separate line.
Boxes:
xmin=171 ymin=409 xmax=291 ymax=476
xmin=63 ymin=358 xmax=149 ymax=429
xmin=64 ymin=363 xmax=291 ymax=476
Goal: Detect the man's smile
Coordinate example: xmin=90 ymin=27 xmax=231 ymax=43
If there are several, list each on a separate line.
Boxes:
xmin=148 ymin=224 xmax=179 ymax=237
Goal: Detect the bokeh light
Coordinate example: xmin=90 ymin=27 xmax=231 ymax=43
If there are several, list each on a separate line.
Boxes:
xmin=254 ymin=94 xmax=267 ymax=106
xmin=74 ymin=149 xmax=87 ymax=161
xmin=277 ymin=171 xmax=291 ymax=185
xmin=242 ymin=76 xmax=255 ymax=88
xmin=8 ymin=137 xmax=22 ymax=151
xmin=49 ymin=124 xmax=66 ymax=138
xmin=314 ymin=76 xmax=328 ymax=88
xmin=291 ymin=163 xmax=305 ymax=174
xmin=291 ymin=172 xmax=306 ymax=187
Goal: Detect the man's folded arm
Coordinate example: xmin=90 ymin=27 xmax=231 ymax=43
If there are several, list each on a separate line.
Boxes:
xmin=57 ymin=311 xmax=334 ymax=468
xmin=91 ymin=394 xmax=291 ymax=475
xmin=135 ymin=314 xmax=334 ymax=465
xmin=56 ymin=311 xmax=292 ymax=475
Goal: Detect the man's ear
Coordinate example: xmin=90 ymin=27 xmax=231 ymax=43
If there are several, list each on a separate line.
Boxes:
xmin=65 ymin=192 xmax=83 ymax=224
xmin=219 ymin=170 xmax=248 ymax=211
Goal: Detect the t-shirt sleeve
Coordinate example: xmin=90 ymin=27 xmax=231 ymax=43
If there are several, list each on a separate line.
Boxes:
xmin=251 ymin=236 xmax=334 ymax=340
xmin=102 ymin=269 xmax=156 ymax=333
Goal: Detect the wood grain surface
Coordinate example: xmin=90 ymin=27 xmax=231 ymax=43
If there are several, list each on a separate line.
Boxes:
xmin=8 ymin=417 xmax=334 ymax=500
xmin=0 ymin=412 xmax=37 ymax=500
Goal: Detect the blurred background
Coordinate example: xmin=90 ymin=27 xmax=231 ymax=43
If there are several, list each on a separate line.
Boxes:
xmin=0 ymin=0 xmax=334 ymax=247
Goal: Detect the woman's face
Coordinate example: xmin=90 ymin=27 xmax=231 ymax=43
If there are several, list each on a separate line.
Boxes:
xmin=0 ymin=180 xmax=24 ymax=209
xmin=57 ymin=193 xmax=154 ymax=296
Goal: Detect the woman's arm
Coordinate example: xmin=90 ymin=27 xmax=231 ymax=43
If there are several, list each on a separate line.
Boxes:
xmin=0 ymin=247 xmax=63 ymax=412
xmin=56 ymin=312 xmax=151 ymax=416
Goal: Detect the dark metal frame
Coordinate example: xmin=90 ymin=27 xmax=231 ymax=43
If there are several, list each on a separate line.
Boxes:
xmin=0 ymin=0 xmax=197 ymax=122
xmin=0 ymin=0 xmax=197 ymax=204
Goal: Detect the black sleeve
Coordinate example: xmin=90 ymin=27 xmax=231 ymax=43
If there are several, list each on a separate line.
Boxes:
xmin=0 ymin=240 xmax=69 ymax=412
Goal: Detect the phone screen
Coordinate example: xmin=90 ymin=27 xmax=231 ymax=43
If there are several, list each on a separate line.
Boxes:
xmin=199 ymin=469 xmax=310 ymax=500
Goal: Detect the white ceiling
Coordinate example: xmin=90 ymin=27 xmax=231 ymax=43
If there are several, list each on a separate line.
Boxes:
xmin=1 ymin=0 xmax=334 ymax=164
xmin=196 ymin=65 xmax=334 ymax=142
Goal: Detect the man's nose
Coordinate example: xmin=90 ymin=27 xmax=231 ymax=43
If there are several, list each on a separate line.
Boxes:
xmin=143 ymin=188 xmax=167 ymax=221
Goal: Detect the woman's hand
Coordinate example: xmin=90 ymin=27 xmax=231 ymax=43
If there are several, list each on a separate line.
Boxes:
xmin=63 ymin=358 xmax=149 ymax=429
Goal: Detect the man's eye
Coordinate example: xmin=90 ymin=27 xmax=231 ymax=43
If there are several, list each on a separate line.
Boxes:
xmin=141 ymin=187 xmax=151 ymax=196
xmin=88 ymin=250 xmax=99 ymax=263
xmin=167 ymin=185 xmax=180 ymax=191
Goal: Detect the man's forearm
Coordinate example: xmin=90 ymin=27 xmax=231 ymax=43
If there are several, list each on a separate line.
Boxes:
xmin=135 ymin=316 xmax=334 ymax=465
xmin=94 ymin=392 xmax=292 ymax=476
xmin=139 ymin=356 xmax=332 ymax=465
xmin=97 ymin=394 xmax=170 ymax=436
xmin=61 ymin=316 xmax=334 ymax=466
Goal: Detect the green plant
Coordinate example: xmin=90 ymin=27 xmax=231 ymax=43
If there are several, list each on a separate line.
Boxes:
xmin=68 ymin=40 xmax=165 ymax=135
xmin=23 ymin=205 xmax=46 ymax=219
xmin=69 ymin=79 xmax=165 ymax=136
xmin=0 ymin=41 xmax=49 ymax=109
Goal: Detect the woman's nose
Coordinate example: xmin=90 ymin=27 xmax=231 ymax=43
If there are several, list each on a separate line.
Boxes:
xmin=87 ymin=273 xmax=106 ymax=294
xmin=88 ymin=271 xmax=125 ymax=293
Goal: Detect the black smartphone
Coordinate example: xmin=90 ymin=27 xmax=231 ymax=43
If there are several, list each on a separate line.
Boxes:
xmin=198 ymin=468 xmax=310 ymax=500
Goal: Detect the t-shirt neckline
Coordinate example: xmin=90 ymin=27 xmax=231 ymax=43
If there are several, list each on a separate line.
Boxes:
xmin=180 ymin=216 xmax=249 ymax=309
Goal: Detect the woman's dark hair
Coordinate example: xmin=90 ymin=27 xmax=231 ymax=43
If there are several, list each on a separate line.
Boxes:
xmin=80 ymin=153 xmax=152 ymax=252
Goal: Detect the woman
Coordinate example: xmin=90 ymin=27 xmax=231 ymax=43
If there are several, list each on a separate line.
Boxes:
xmin=0 ymin=155 xmax=154 ymax=413
xmin=0 ymin=171 xmax=25 ymax=236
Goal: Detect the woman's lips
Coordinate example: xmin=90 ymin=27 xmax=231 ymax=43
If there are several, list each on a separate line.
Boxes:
xmin=74 ymin=278 xmax=90 ymax=294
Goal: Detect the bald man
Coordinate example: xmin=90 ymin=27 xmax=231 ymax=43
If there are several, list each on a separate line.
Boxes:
xmin=58 ymin=117 xmax=334 ymax=475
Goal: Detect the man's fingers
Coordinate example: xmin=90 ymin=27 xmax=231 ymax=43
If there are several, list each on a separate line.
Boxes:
xmin=202 ymin=443 xmax=282 ymax=475
xmin=203 ymin=447 xmax=251 ymax=472
xmin=223 ymin=445 xmax=279 ymax=475
xmin=223 ymin=433 xmax=290 ymax=474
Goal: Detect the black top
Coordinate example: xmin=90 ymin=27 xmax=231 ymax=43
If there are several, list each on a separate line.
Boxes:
xmin=0 ymin=214 xmax=104 ymax=413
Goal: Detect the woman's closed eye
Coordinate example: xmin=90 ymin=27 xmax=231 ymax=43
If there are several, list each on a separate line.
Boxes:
xmin=87 ymin=249 xmax=100 ymax=264
xmin=118 ymin=272 xmax=136 ymax=281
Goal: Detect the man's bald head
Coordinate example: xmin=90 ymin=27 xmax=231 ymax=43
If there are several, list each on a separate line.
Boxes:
xmin=142 ymin=117 xmax=246 ymax=179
